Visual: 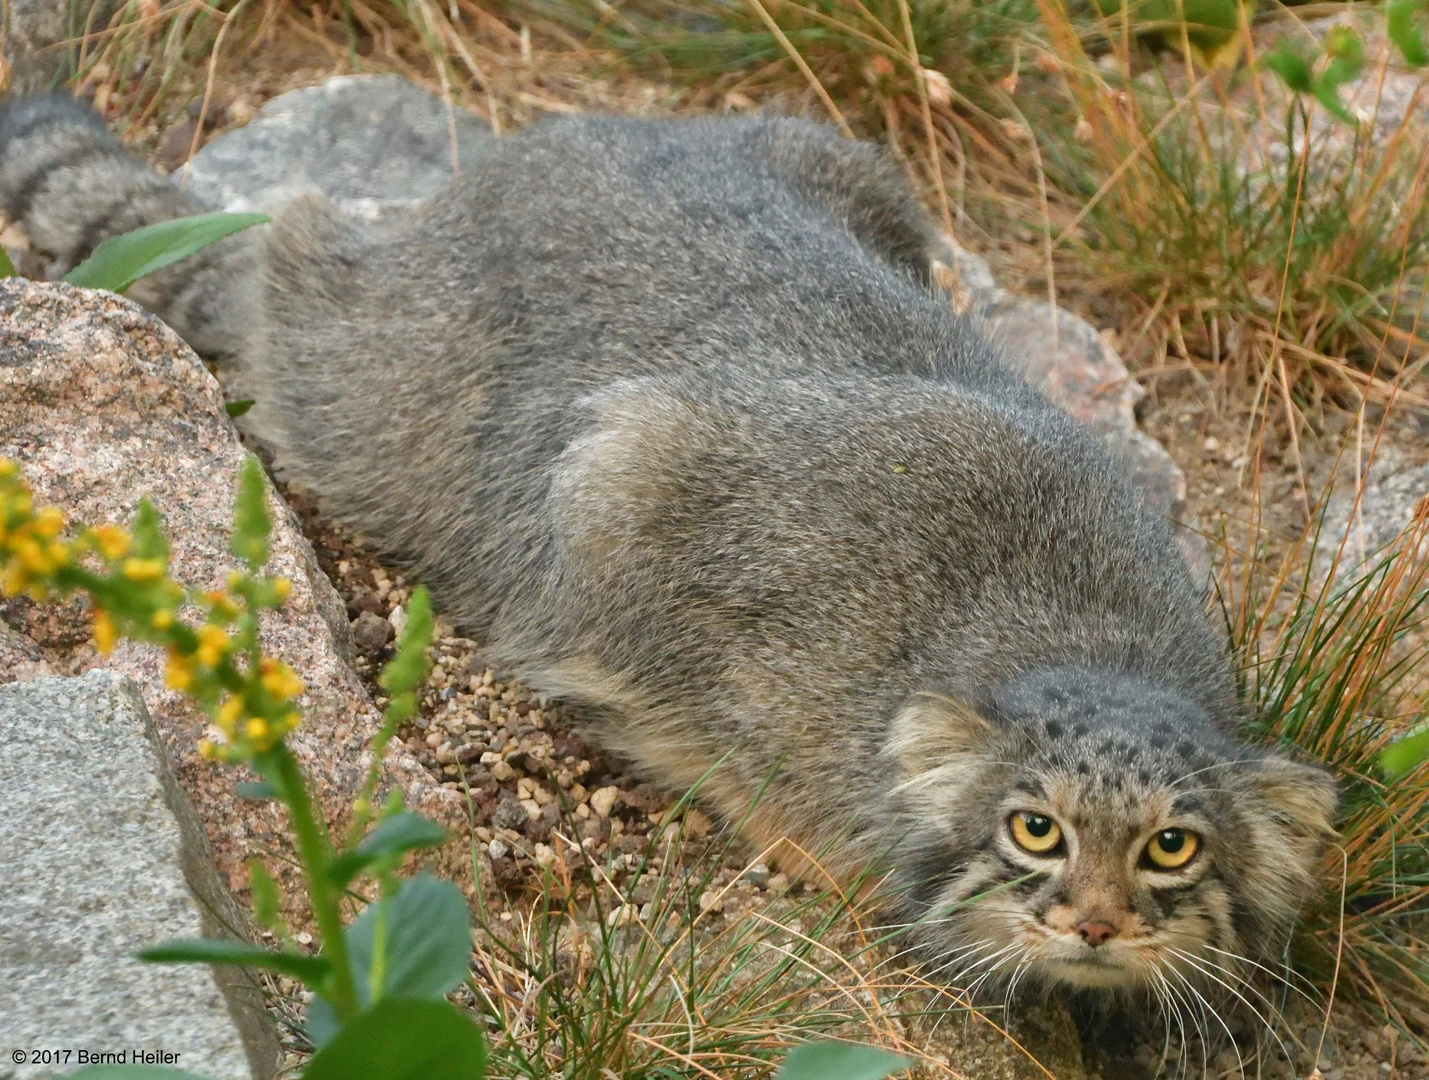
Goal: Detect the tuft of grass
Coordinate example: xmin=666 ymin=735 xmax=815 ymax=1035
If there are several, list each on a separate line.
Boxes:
xmin=1219 ymin=422 xmax=1429 ymax=1033
xmin=458 ymin=794 xmax=1026 ymax=1079
xmin=1034 ymin=2 xmax=1429 ymax=444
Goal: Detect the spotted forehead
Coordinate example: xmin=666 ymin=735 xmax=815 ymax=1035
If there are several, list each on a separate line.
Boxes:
xmin=990 ymin=668 xmax=1241 ymax=794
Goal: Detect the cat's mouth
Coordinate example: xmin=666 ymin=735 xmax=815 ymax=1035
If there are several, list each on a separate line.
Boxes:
xmin=1037 ymin=951 xmax=1140 ymax=989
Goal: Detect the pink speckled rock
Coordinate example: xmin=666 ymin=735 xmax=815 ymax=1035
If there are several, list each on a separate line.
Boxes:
xmin=0 ymin=278 xmax=464 ymax=910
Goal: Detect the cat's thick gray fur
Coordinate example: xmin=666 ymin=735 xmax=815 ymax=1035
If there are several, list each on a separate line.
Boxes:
xmin=0 ymin=94 xmax=1336 ymax=995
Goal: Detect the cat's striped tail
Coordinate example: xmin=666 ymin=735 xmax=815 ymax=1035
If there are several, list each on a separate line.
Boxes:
xmin=0 ymin=93 xmax=257 ymax=359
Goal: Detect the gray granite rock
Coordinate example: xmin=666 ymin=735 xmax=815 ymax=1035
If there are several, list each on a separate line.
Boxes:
xmin=0 ymin=671 xmax=278 ymax=1079
xmin=0 ymin=278 xmax=462 ymax=930
xmin=1325 ymin=444 xmax=1429 ymax=570
xmin=184 ymin=74 xmax=493 ymax=220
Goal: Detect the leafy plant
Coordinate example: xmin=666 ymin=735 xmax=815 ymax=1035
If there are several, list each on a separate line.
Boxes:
xmin=1262 ymin=24 xmax=1366 ymax=123
xmin=0 ymin=457 xmax=481 ymax=1078
xmin=776 ymin=1042 xmax=910 ymax=1079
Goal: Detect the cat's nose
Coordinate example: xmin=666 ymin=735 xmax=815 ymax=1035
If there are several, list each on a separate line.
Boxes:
xmin=1076 ymin=920 xmax=1118 ymax=947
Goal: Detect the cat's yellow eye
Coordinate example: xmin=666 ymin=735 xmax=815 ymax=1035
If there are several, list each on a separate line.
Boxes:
xmin=1009 ymin=811 xmax=1063 ymax=855
xmin=1145 ymin=828 xmax=1200 ymax=870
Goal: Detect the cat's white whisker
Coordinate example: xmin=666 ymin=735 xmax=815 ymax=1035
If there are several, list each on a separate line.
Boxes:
xmin=1203 ymin=943 xmax=1322 ymax=1006
xmin=1156 ymin=962 xmax=1208 ymax=1072
xmin=1166 ymin=961 xmax=1244 ymax=1076
xmin=1168 ymin=947 xmax=1293 ymax=1065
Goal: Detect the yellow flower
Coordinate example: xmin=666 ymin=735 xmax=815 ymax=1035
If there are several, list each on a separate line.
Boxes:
xmin=245 ymin=718 xmax=271 ymax=743
xmin=2 ymin=561 xmax=30 ymax=598
xmin=198 ymin=739 xmax=218 ymax=760
xmin=217 ymin=696 xmax=244 ymax=736
xmin=122 ymin=557 xmax=166 ymax=583
xmin=259 ymin=658 xmax=304 ymax=701
xmin=151 ymin=608 xmax=174 ymax=630
xmin=164 ymin=655 xmax=194 ymax=691
xmin=89 ymin=525 xmax=130 ymax=561
xmin=15 ymin=537 xmax=51 ymax=574
xmin=92 ymin=610 xmax=118 ymax=655
xmin=33 ymin=506 xmax=64 ymax=539
xmin=227 ymin=571 xmax=244 ymax=591
xmin=272 ymin=577 xmax=292 ymax=601
xmin=195 ymin=624 xmax=230 ymax=667
xmin=202 ymin=590 xmax=240 ymax=619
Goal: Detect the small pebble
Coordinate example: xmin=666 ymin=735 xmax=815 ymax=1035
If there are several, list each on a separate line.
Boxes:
xmin=351 ymin=610 xmax=393 ymax=652
xmin=487 ymin=838 xmax=509 ymax=860
xmin=741 ymin=863 xmax=771 ymax=890
xmin=590 ymin=786 xmax=621 ymax=818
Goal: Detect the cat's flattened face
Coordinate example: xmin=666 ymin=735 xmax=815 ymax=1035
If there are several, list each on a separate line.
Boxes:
xmin=885 ymin=670 xmax=1337 ymax=994
xmin=957 ymin=776 xmax=1232 ymax=990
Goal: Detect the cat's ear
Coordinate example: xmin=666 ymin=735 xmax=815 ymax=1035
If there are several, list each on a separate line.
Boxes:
xmin=886 ymin=691 xmax=997 ymax=779
xmin=1245 ymin=754 xmax=1339 ymax=839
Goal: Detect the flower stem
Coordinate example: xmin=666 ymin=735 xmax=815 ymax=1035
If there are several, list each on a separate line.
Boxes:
xmin=269 ymin=743 xmax=360 ymax=1020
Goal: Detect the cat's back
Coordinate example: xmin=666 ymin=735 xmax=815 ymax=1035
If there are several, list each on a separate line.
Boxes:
xmin=371 ymin=114 xmax=1001 ymax=390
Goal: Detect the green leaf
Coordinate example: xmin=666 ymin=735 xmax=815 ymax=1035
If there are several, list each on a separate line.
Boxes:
xmin=328 ymin=812 xmax=448 ymax=886
xmin=130 ymin=499 xmax=169 ymax=564
xmin=379 ymin=586 xmax=434 ymax=697
xmin=776 ymin=1042 xmax=911 ymax=1080
xmin=1381 ymin=726 xmax=1429 ymax=781
xmin=64 ymin=212 xmax=269 ymax=294
xmin=346 ymin=873 xmax=471 ymax=1007
xmin=0 ymin=244 xmax=16 ymax=278
xmin=225 ymin=398 xmax=255 ymax=418
xmin=1389 ymin=0 xmax=1429 ymax=66
xmin=303 ymin=999 xmax=486 ymax=1080
xmin=139 ymin=937 xmax=331 ymax=984
xmin=231 ymin=456 xmax=271 ymax=568
xmin=1314 ymin=25 xmax=1365 ymax=123
xmin=248 ymin=859 xmax=286 ymax=938
xmin=70 ymin=1069 xmax=217 ymax=1079
xmin=305 ymin=994 xmax=342 ymax=1047
xmin=1262 ymin=41 xmax=1314 ymax=93
xmin=234 ymin=780 xmax=277 ymax=800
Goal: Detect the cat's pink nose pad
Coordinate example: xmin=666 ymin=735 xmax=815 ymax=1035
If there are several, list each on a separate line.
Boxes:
xmin=1076 ymin=921 xmax=1118 ymax=947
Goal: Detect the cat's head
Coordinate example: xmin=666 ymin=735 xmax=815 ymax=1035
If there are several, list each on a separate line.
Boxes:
xmin=883 ymin=667 xmax=1337 ymax=994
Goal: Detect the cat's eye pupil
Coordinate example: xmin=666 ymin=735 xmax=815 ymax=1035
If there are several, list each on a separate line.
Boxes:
xmin=1158 ymin=830 xmax=1184 ymax=853
xmin=1025 ymin=814 xmax=1052 ymax=837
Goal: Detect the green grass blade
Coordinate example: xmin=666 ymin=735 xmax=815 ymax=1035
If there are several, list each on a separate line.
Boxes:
xmin=138 ymin=937 xmax=331 ymax=983
xmin=0 ymin=245 xmax=16 ymax=279
xmin=65 ymin=212 xmax=269 ymax=294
